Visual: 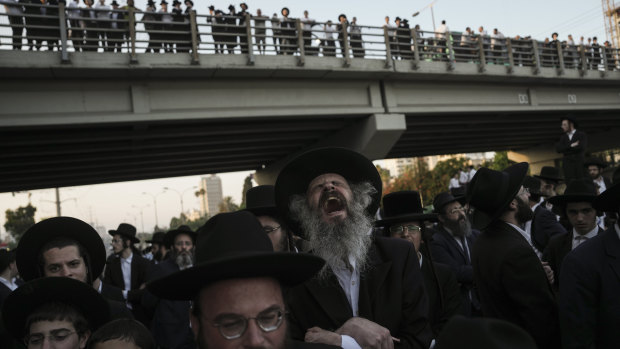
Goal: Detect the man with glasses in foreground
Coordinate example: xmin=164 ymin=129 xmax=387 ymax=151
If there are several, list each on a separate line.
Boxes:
xmin=146 ymin=210 xmax=335 ymax=349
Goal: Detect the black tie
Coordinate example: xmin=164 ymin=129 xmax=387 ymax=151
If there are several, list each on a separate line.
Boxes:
xmin=460 ymin=237 xmax=470 ymax=263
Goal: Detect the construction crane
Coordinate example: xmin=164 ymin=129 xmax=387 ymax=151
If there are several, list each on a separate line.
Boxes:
xmin=602 ymin=0 xmax=620 ymax=47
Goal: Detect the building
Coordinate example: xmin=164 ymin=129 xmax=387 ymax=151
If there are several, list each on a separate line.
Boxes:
xmin=378 ymin=152 xmax=496 ymax=178
xmin=199 ymin=174 xmax=223 ymax=217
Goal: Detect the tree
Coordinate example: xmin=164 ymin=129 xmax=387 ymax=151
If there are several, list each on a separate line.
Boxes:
xmin=239 ymin=174 xmax=254 ymax=209
xmin=169 ymin=213 xmax=209 ymax=232
xmin=218 ymin=196 xmax=239 ymax=213
xmin=4 ymin=204 xmax=37 ymax=242
xmin=482 ymin=151 xmax=513 ymax=171
xmin=376 ymin=165 xmax=391 ymax=193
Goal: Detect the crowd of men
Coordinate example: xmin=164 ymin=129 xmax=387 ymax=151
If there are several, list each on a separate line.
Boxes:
xmin=1 ymin=114 xmax=619 ymax=348
xmin=2 ymin=1 xmax=617 ymax=70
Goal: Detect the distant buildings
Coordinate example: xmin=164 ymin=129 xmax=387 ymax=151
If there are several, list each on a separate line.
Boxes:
xmin=199 ymin=174 xmax=223 ymax=216
xmin=378 ymin=152 xmax=495 ymax=178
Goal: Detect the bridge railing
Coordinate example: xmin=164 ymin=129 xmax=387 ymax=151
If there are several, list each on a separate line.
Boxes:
xmin=1 ymin=2 xmax=619 ymax=74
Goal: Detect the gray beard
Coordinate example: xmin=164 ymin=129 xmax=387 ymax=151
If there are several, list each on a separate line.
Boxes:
xmin=289 ymin=182 xmax=376 ymax=280
xmin=444 ymin=216 xmax=472 ymax=238
xmin=173 ymin=250 xmax=194 ymax=270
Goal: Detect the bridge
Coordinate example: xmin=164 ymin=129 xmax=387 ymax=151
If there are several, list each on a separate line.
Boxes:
xmin=1 ymin=3 xmax=619 ymax=192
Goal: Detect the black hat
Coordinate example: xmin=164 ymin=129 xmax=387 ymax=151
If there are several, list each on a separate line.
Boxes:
xmin=228 ymin=4 xmax=235 ymax=11
xmin=551 ymin=32 xmax=559 ymax=38
xmin=338 ymin=14 xmax=347 ymax=20
xmin=146 ymin=231 xmax=166 ymax=244
xmin=147 ymin=0 xmax=155 ymax=6
xmin=467 ymin=163 xmax=529 ymax=230
xmin=208 ymin=5 xmax=214 ymax=10
xmin=240 ymin=2 xmax=247 ymax=9
xmin=548 ymin=179 xmax=598 ymax=206
xmin=17 ymin=217 xmax=106 ymax=282
xmin=450 ymin=186 xmax=466 ymax=199
xmin=275 ymin=147 xmax=382 ymax=236
xmin=163 ymin=225 xmax=197 ymax=248
xmin=172 ymin=0 xmax=180 ymax=5
xmin=110 ymin=0 xmax=119 ymax=5
xmin=160 ymin=0 xmax=168 ymax=5
xmin=523 ymin=176 xmax=543 ymax=196
xmin=560 ymin=115 xmax=578 ymax=128
xmin=184 ymin=0 xmax=193 ymax=5
xmin=435 ymin=315 xmax=536 ymax=349
xmin=108 ymin=223 xmax=140 ymax=244
xmin=2 ymin=277 xmax=110 ymax=340
xmin=433 ymin=191 xmax=465 ymax=214
xmin=245 ymin=185 xmax=279 ymax=217
xmin=395 ymin=16 xmax=402 ymax=21
xmin=534 ymin=166 xmax=563 ymax=183
xmin=0 ymin=249 xmax=15 ymax=272
xmin=146 ymin=211 xmax=324 ymax=300
xmin=583 ymin=157 xmax=607 ymax=168
xmin=376 ymin=191 xmax=437 ymax=228
xmin=593 ymin=183 xmax=620 ymax=212
xmin=281 ymin=7 xmax=289 ymax=15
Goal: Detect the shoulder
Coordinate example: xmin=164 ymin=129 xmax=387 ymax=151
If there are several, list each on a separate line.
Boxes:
xmin=547 ymin=231 xmax=570 ymax=247
xmin=373 ymin=236 xmax=416 ymax=264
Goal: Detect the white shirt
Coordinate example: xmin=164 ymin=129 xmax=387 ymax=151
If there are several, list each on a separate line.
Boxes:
xmin=94 ymin=3 xmax=111 ymax=19
xmin=67 ymin=1 xmax=81 ymax=19
xmin=572 ymin=226 xmax=599 ymax=250
xmin=459 ymin=171 xmax=469 ymax=184
xmin=324 ymin=24 xmax=336 ymax=40
xmin=0 ymin=276 xmax=18 ymax=291
xmin=524 ymin=201 xmax=542 ymax=241
xmin=468 ymin=169 xmax=477 ymax=181
xmin=507 ymin=222 xmax=542 ymax=259
xmin=593 ymin=176 xmax=607 ymax=193
xmin=332 ymin=254 xmax=361 ymax=349
xmin=436 ymin=23 xmax=448 ymax=39
xmin=301 ymin=17 xmax=314 ymax=31
xmin=5 ymin=0 xmax=23 ymax=15
xmin=615 ymin=223 xmax=620 ymax=241
xmin=121 ymin=252 xmax=133 ymax=291
xmin=567 ymin=129 xmax=576 ymax=141
xmin=449 ymin=177 xmax=460 ymax=189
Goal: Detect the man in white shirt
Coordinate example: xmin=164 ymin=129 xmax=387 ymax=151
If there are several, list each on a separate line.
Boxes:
xmin=584 ymin=157 xmax=611 ymax=194
xmin=0 ymin=249 xmax=19 ymax=307
xmin=300 ymin=10 xmax=315 ymax=52
xmin=94 ymin=0 xmax=111 ymax=51
xmin=448 ymin=172 xmax=460 ymax=190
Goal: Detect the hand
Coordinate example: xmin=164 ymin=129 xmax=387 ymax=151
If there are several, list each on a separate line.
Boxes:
xmin=336 ymin=317 xmax=396 ymax=349
xmin=570 ymin=140 xmax=580 ymax=147
xmin=305 ymin=327 xmax=341 ymax=346
xmin=542 ymin=261 xmax=554 ymax=285
xmin=92 ymin=277 xmax=101 ymax=291
xmin=139 ymin=283 xmax=146 ymax=290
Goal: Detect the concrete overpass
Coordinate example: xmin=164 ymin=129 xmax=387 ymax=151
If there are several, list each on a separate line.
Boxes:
xmin=1 ymin=12 xmax=619 ymax=191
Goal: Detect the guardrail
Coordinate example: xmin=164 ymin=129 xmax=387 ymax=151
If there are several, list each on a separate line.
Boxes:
xmin=1 ymin=2 xmax=618 ymax=75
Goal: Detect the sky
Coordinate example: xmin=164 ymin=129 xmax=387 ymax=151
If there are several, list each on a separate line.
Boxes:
xmin=0 ymin=0 xmax=611 ymax=239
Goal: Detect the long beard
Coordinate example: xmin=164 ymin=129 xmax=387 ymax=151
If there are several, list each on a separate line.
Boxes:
xmin=173 ymin=250 xmax=194 ymax=270
xmin=289 ymin=182 xmax=375 ymax=280
xmin=444 ymin=216 xmax=472 ymax=238
xmin=515 ymin=196 xmax=534 ymax=225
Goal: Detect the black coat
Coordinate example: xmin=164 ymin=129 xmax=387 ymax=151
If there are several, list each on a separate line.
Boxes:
xmin=472 ymin=220 xmax=560 ymax=349
xmin=103 ymin=252 xmax=151 ymax=324
xmin=559 ymin=228 xmax=620 ymax=349
xmin=556 ymin=130 xmax=587 ymax=181
xmin=420 ymin=259 xmax=463 ymax=337
xmin=531 ymin=204 xmax=567 ymax=253
xmin=429 ymin=226 xmax=480 ymax=316
xmin=286 ymin=236 xmax=432 ymax=349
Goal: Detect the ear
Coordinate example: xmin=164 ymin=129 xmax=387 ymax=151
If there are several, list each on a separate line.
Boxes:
xmin=508 ymin=198 xmax=518 ymax=210
xmin=79 ymin=331 xmax=91 ymax=349
xmin=437 ymin=214 xmax=445 ymax=224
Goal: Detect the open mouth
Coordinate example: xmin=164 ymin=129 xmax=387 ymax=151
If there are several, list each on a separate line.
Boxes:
xmin=320 ymin=193 xmax=346 ymax=217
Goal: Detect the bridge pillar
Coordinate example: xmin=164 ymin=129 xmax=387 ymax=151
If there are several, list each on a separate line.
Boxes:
xmin=508 ymin=146 xmax=558 ymax=176
xmin=254 ymin=113 xmax=407 ymax=185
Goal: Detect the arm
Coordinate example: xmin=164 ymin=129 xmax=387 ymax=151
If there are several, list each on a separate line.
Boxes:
xmin=555 ymin=134 xmax=570 ymax=154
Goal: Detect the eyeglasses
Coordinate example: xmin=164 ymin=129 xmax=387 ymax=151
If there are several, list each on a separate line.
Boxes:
xmin=211 ymin=307 xmax=285 ymax=340
xmin=25 ymin=329 xmax=77 ymax=347
xmin=111 ymin=239 xmax=122 ymax=244
xmin=389 ymin=224 xmax=422 ymax=236
xmin=262 ymin=226 xmax=281 ymax=234
xmin=175 ymin=240 xmax=193 ymax=247
xmin=447 ymin=207 xmax=465 ymax=215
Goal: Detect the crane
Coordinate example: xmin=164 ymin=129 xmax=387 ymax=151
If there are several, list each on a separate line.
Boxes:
xmin=602 ymin=0 xmax=620 ymax=47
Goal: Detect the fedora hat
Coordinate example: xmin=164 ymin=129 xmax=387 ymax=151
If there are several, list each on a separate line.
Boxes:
xmin=593 ymin=183 xmax=620 ymax=212
xmin=146 ymin=231 xmax=166 ymax=244
xmin=534 ymin=166 xmax=563 ymax=183
xmin=2 ymin=277 xmax=110 ymax=341
xmin=435 ymin=315 xmax=536 ymax=349
xmin=146 ymin=211 xmax=324 ymax=300
xmin=275 ymin=147 xmax=382 ymax=236
xmin=433 ymin=191 xmax=465 ymax=214
xmin=467 ymin=163 xmax=529 ymax=230
xmin=560 ymin=115 xmax=578 ymax=128
xmin=17 ymin=217 xmax=106 ymax=282
xmin=376 ymin=191 xmax=437 ymax=228
xmin=548 ymin=179 xmax=598 ymax=206
xmin=583 ymin=157 xmax=607 ymax=168
xmin=163 ymin=225 xmax=196 ymax=248
xmin=108 ymin=223 xmax=139 ymax=244
xmin=523 ymin=176 xmax=543 ymax=196
xmin=245 ymin=185 xmax=279 ymax=217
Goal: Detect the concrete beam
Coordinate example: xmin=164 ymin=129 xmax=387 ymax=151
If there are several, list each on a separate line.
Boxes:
xmin=254 ymin=113 xmax=407 ymax=185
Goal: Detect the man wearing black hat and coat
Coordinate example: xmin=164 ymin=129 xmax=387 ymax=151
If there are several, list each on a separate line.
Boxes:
xmin=104 ymin=223 xmax=151 ymax=325
xmin=279 ymin=7 xmax=296 ymax=55
xmin=429 ymin=191 xmax=481 ymax=317
xmin=275 ymin=147 xmax=432 ymax=349
xmin=534 ymin=165 xmax=564 ymax=210
xmin=584 ymin=157 xmax=611 ymax=194
xmin=556 ymin=116 xmax=587 ymax=182
xmin=377 ymin=191 xmax=463 ymax=339
xmin=542 ymin=179 xmax=603 ymax=290
xmin=559 ymin=183 xmax=620 ymax=349
xmin=143 ymin=225 xmax=196 ymax=349
xmin=237 ymin=3 xmax=250 ymax=53
xmin=468 ymin=163 xmax=560 ymax=349
xmin=146 ymin=231 xmax=168 ymax=263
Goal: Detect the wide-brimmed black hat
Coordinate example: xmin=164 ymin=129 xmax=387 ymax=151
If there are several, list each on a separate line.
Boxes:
xmin=163 ymin=225 xmax=196 ymax=248
xmin=534 ymin=165 xmax=563 ymax=183
xmin=560 ymin=115 xmax=578 ymax=128
xmin=467 ymin=163 xmax=529 ymax=230
xmin=146 ymin=231 xmax=166 ymax=244
xmin=146 ymin=211 xmax=324 ymax=300
xmin=376 ymin=191 xmax=437 ymax=228
xmin=275 ymin=147 xmax=382 ymax=236
xmin=0 ymin=249 xmax=15 ymax=273
xmin=172 ymin=0 xmax=180 ymax=5
xmin=338 ymin=14 xmax=347 ymax=20
xmin=245 ymin=185 xmax=279 ymax=217
xmin=433 ymin=191 xmax=465 ymax=214
xmin=17 ymin=217 xmax=106 ymax=282
xmin=523 ymin=176 xmax=543 ymax=196
xmin=435 ymin=315 xmax=536 ymax=349
xmin=2 ymin=277 xmax=110 ymax=340
xmin=110 ymin=0 xmax=119 ymax=5
xmin=160 ymin=0 xmax=168 ymax=5
xmin=449 ymin=186 xmax=466 ymax=198
xmin=593 ymin=183 xmax=620 ymax=212
xmin=583 ymin=157 xmax=607 ymax=168
xmin=108 ymin=223 xmax=139 ymax=244
xmin=240 ymin=2 xmax=247 ymax=8
xmin=548 ymin=179 xmax=598 ymax=206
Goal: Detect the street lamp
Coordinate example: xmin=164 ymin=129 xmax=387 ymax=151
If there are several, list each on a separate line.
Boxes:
xmin=163 ymin=186 xmax=198 ymax=214
xmin=142 ymin=190 xmax=165 ymax=228
xmin=132 ymin=204 xmax=150 ymax=233
xmin=412 ymin=0 xmax=438 ymax=32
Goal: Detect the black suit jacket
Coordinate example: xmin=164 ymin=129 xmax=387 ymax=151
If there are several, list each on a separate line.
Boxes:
xmin=531 ymin=204 xmax=567 ymax=253
xmin=559 ymin=227 xmax=619 ymax=349
xmin=472 ymin=220 xmax=560 ymax=349
xmin=420 ymin=259 xmax=463 ymax=337
xmin=0 ymin=283 xmax=12 ymax=309
xmin=286 ymin=236 xmax=432 ymax=349
xmin=429 ymin=226 xmax=480 ymax=316
xmin=103 ymin=252 xmax=151 ymax=324
xmin=556 ymin=130 xmax=587 ymax=158
xmin=143 ymin=258 xmax=195 ymax=349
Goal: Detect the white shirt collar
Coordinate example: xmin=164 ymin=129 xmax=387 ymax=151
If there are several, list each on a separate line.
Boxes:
xmin=121 ymin=251 xmax=133 ymax=263
xmin=573 ymin=226 xmax=599 ymax=240
xmin=567 ymin=129 xmax=577 ymax=138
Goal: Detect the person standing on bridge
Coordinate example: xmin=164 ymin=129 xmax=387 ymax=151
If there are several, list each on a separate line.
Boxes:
xmin=556 ymin=116 xmax=587 ymax=182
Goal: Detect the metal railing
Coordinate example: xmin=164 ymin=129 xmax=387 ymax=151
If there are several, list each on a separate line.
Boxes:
xmin=1 ymin=2 xmax=619 ymax=74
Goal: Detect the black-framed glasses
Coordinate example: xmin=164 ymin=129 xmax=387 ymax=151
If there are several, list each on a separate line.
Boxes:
xmin=448 ymin=207 xmax=465 ymax=215
xmin=211 ymin=307 xmax=286 ymax=340
xmin=25 ymin=329 xmax=77 ymax=347
xmin=263 ymin=226 xmax=281 ymax=234
xmin=389 ymin=224 xmax=422 ymax=236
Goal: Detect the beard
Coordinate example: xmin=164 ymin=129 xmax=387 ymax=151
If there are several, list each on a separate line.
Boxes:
xmin=171 ymin=249 xmax=194 ymax=270
xmin=515 ymin=196 xmax=534 ymax=225
xmin=443 ymin=215 xmax=472 ymax=238
xmin=289 ymin=182 xmax=376 ymax=281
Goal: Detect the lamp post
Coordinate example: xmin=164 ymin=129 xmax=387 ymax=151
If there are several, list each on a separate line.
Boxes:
xmin=142 ymin=190 xmax=165 ymax=228
xmin=132 ymin=204 xmax=150 ymax=233
xmin=41 ymin=188 xmax=77 ymax=216
xmin=164 ymin=186 xmax=198 ymax=215
xmin=412 ymin=0 xmax=438 ymax=32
